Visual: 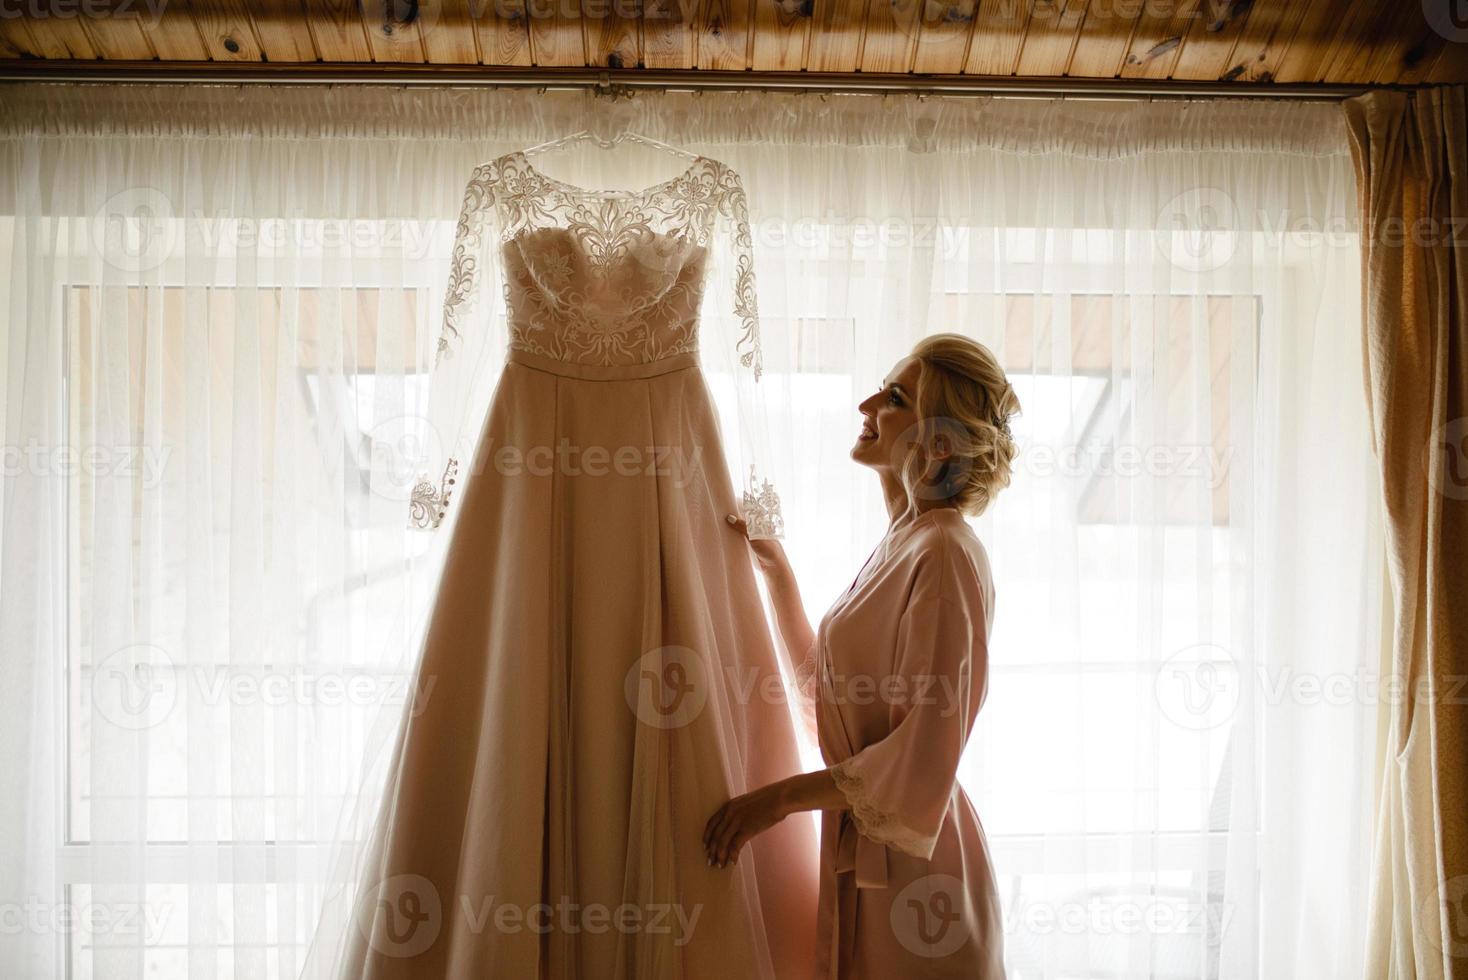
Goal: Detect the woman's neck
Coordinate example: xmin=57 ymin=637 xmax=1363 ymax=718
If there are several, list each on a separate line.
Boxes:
xmin=878 ymin=471 xmax=960 ymax=528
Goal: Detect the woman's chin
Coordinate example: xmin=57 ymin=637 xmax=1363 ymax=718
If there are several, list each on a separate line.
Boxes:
xmin=850 ymin=440 xmax=878 ymax=465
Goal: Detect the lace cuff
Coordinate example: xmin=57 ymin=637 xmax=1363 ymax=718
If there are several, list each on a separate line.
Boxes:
xmin=830 ymin=758 xmax=939 ymax=860
xmin=408 ymin=457 xmax=459 ymax=530
xmin=740 ymin=466 xmax=784 ymax=539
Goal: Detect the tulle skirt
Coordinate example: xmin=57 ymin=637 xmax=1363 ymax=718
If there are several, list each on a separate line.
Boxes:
xmin=341 ymin=348 xmax=818 ymax=979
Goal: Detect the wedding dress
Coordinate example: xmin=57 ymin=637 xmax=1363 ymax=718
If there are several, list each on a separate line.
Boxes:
xmin=327 ymin=149 xmax=818 ymax=979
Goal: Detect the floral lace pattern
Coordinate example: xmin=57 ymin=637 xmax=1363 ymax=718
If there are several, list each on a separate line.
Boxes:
xmin=409 ymin=458 xmax=458 ymax=530
xmin=830 ymin=757 xmax=938 ymax=860
xmin=437 ymin=150 xmax=763 ymax=374
xmin=794 ymin=646 xmax=820 ymax=702
xmin=741 ymin=465 xmax=784 ymax=539
xmin=412 ymin=149 xmax=775 ymax=531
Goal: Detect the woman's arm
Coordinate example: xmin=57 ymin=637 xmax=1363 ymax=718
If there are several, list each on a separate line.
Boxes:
xmin=703 ymin=767 xmax=847 ymax=868
xmin=725 ymin=514 xmax=815 ymax=678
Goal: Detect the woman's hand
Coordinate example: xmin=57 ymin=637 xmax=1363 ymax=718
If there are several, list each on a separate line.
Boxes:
xmin=725 ymin=513 xmax=785 ymax=574
xmin=703 ymin=785 xmax=787 ymax=869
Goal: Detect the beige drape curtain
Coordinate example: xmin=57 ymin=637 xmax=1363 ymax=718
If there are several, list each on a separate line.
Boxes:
xmin=1345 ymin=86 xmax=1468 ymax=979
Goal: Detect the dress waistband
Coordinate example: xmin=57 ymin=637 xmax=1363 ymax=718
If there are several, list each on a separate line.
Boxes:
xmin=506 ymin=347 xmax=701 ymax=381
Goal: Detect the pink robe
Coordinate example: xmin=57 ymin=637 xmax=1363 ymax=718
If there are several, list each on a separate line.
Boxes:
xmin=797 ymin=507 xmax=1005 ymax=979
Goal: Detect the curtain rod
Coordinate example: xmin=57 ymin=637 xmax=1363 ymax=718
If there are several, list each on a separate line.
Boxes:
xmin=0 ymin=62 xmax=1376 ymax=101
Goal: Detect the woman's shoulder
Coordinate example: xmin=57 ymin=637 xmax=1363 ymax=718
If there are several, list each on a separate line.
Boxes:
xmin=903 ymin=509 xmax=992 ymax=603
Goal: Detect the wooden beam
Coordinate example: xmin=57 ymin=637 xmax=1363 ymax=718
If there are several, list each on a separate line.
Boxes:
xmin=0 ymin=59 xmax=1380 ymax=97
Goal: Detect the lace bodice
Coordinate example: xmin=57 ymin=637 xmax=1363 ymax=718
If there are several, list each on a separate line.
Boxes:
xmin=409 ymin=149 xmax=784 ymax=537
xmin=439 ymin=151 xmax=763 ymax=374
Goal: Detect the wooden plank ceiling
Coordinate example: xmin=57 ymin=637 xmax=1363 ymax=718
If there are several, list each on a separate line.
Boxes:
xmin=0 ymin=0 xmax=1464 ymax=85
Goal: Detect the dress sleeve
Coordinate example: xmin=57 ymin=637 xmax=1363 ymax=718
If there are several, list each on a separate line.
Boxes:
xmin=698 ymin=162 xmax=788 ymax=540
xmin=828 ymin=579 xmax=990 ymax=860
xmin=408 ymin=160 xmax=508 ymax=531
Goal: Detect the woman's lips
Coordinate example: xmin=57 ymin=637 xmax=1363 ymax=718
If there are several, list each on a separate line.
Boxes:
xmin=858 ymin=423 xmax=877 ymax=441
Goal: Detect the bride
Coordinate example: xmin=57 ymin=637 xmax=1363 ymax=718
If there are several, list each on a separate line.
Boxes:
xmin=707 ymin=333 xmax=1017 ymax=979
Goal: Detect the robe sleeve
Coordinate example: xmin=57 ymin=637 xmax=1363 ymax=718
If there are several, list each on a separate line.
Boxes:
xmin=408 ymin=159 xmax=508 ymax=531
xmin=698 ymin=161 xmax=788 ymax=540
xmin=828 ymin=578 xmax=990 ymax=860
xmin=791 ymin=639 xmax=821 ymax=743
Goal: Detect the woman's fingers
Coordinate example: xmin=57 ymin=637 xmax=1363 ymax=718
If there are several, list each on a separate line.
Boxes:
xmin=703 ymin=804 xmax=724 ymax=851
xmin=705 ymin=803 xmax=736 ymax=865
xmin=713 ymin=812 xmax=742 ymax=867
xmin=704 ymin=795 xmax=756 ymax=868
xmin=725 ymin=513 xmax=749 ymax=537
xmin=706 ymin=806 xmax=731 ymax=865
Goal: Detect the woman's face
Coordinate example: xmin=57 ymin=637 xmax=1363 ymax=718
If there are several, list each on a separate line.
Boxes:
xmin=851 ymin=355 xmax=924 ymax=472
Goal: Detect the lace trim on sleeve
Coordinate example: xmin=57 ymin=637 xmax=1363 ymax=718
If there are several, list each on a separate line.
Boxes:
xmin=436 ymin=159 xmax=501 ymax=366
xmin=794 ymin=645 xmax=819 ymax=703
xmin=714 ymin=164 xmax=762 ymax=381
xmin=830 ymin=758 xmax=939 ymax=860
xmin=408 ymin=457 xmax=459 ymax=530
xmin=740 ymin=465 xmax=784 ymax=539
xmin=785 ymin=638 xmax=820 ymax=741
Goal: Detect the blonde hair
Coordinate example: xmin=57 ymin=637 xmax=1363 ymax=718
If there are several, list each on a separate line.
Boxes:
xmin=900 ymin=333 xmax=1021 ymax=517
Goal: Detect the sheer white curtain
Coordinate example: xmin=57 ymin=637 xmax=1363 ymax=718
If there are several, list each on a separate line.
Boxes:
xmin=0 ymin=84 xmax=1381 ymax=980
